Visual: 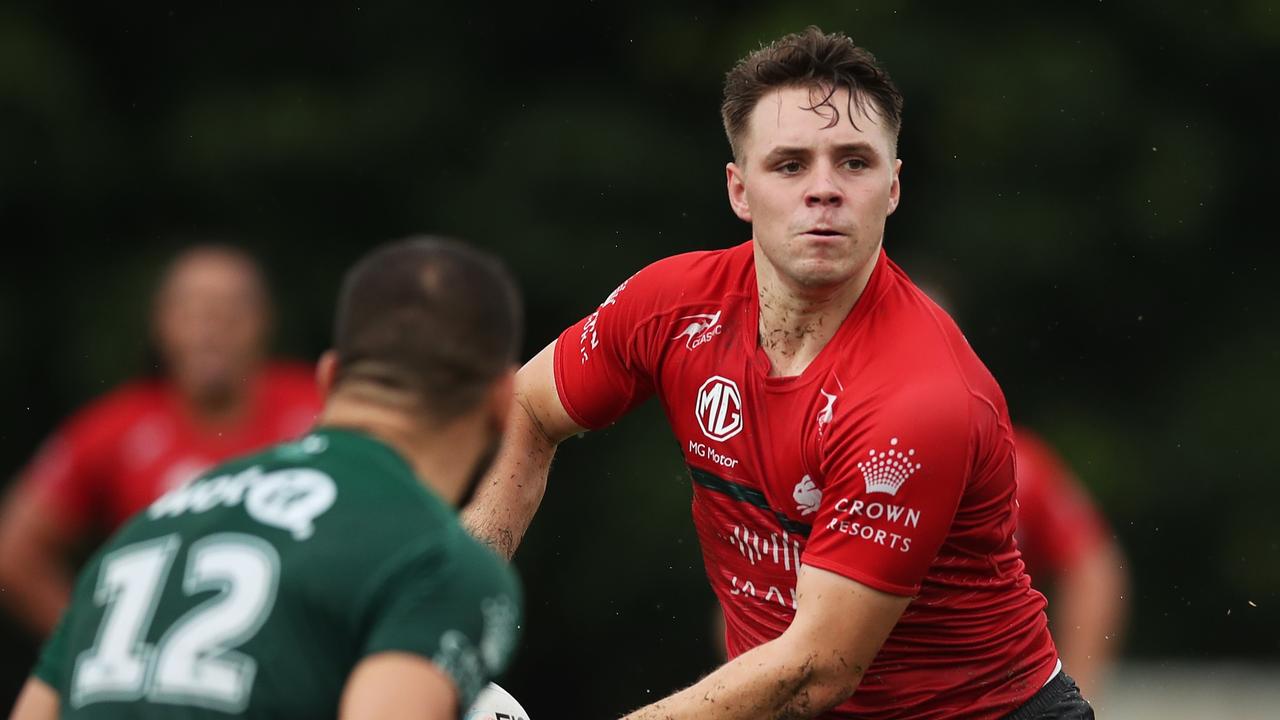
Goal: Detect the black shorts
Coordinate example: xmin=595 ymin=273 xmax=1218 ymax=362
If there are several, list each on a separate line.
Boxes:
xmin=1001 ymin=671 xmax=1094 ymax=720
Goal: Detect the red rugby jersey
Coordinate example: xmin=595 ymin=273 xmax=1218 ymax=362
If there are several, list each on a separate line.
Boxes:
xmin=17 ymin=362 xmax=321 ymax=534
xmin=1013 ymin=427 xmax=1111 ymax=583
xmin=555 ymin=242 xmax=1057 ymax=719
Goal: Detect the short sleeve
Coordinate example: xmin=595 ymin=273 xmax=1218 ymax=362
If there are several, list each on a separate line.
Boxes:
xmin=17 ymin=418 xmax=108 ymax=534
xmin=359 ymin=536 xmax=523 ymax=709
xmin=32 ymin=608 xmax=70 ymax=693
xmin=803 ymin=384 xmax=973 ymax=596
xmin=1013 ymin=429 xmax=1109 ymax=576
xmin=553 ymin=262 xmax=669 ymax=429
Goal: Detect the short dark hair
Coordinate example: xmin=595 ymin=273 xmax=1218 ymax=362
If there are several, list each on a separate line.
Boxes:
xmin=333 ymin=237 xmax=522 ymax=420
xmin=721 ymin=26 xmax=904 ymax=161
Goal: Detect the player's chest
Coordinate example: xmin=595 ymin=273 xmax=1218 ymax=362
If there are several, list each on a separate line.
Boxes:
xmin=108 ymin=411 xmax=286 ymax=520
xmin=655 ymin=341 xmax=844 ymax=519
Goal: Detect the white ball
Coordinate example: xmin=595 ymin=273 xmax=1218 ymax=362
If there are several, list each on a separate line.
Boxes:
xmin=464 ymin=682 xmax=532 ymax=720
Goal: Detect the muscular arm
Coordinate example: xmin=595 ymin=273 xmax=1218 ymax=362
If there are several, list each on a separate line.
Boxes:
xmin=1050 ymin=539 xmax=1128 ymax=696
xmin=340 ymin=653 xmax=458 ymax=720
xmin=462 ymin=340 xmax=585 ymax=560
xmin=8 ymin=677 xmax=58 ymax=720
xmin=0 ymin=488 xmax=76 ymax=637
xmin=621 ymin=565 xmax=911 ymax=720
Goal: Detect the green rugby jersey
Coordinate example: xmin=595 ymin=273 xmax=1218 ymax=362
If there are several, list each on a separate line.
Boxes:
xmin=33 ymin=427 xmax=521 ymax=718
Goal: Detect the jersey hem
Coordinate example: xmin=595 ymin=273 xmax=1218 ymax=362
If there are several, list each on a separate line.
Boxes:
xmin=800 ymin=553 xmax=919 ymax=597
xmin=552 ymin=338 xmax=596 ymax=430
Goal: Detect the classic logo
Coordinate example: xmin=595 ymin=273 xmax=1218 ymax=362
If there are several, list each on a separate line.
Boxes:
xmin=696 ymin=376 xmax=743 ymax=442
xmin=856 ymin=437 xmax=921 ymax=496
xmin=793 ymin=475 xmax=822 ymax=516
xmin=672 ymin=310 xmax=723 ymax=350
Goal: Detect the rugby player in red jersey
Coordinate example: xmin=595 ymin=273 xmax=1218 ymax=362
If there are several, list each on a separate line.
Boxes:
xmin=465 ymin=26 xmax=1091 ymax=719
xmin=0 ymin=245 xmax=320 ymax=638
xmin=1014 ymin=427 xmax=1128 ymax=699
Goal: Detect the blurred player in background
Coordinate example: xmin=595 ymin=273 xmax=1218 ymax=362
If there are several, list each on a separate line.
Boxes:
xmin=1013 ymin=427 xmax=1128 ymax=697
xmin=466 ymin=27 xmax=1090 ymax=719
xmin=9 ymin=237 xmax=525 ymax=720
xmin=0 ymin=245 xmax=320 ymax=638
xmin=912 ymin=282 xmax=1129 ymax=698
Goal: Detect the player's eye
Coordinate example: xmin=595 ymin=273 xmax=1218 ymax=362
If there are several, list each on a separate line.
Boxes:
xmin=843 ymin=158 xmax=868 ymax=171
xmin=777 ymin=160 xmax=803 ymax=175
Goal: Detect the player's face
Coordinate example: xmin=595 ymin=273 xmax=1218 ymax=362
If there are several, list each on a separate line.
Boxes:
xmin=459 ymin=369 xmax=515 ymax=508
xmin=154 ymin=251 xmax=269 ymax=409
xmin=727 ymin=85 xmax=902 ymax=289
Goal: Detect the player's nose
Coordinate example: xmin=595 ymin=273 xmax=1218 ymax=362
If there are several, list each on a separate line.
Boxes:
xmin=804 ymin=168 xmax=843 ymax=207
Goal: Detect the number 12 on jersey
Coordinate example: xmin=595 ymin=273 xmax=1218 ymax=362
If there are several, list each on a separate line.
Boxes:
xmin=70 ymin=532 xmax=280 ymax=712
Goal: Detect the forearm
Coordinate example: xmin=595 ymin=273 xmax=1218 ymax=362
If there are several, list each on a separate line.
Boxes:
xmin=1053 ymin=543 xmax=1128 ymax=694
xmin=620 ymin=635 xmax=858 ymax=720
xmin=461 ymin=397 xmax=558 ymax=560
xmin=0 ymin=545 xmax=72 ymax=637
xmin=10 ymin=677 xmax=60 ymax=720
xmin=0 ymin=504 xmax=73 ymax=637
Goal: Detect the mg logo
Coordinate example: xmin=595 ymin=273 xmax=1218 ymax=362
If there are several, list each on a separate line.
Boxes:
xmin=696 ymin=376 xmax=744 ymax=442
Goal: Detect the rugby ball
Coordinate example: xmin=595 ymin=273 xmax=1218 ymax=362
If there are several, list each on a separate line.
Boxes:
xmin=464 ymin=682 xmax=532 ymax=720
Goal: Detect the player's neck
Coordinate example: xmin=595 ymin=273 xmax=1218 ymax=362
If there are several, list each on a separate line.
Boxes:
xmin=182 ymin=390 xmax=251 ymax=429
xmin=317 ymin=398 xmax=481 ymax=507
xmin=754 ymin=252 xmax=877 ymax=378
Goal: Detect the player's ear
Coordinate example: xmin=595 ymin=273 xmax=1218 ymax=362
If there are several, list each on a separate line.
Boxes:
xmin=487 ymin=366 xmax=517 ymax=434
xmin=726 ymin=162 xmax=752 ymax=223
xmin=315 ymin=350 xmax=339 ymax=399
xmin=887 ymin=158 xmax=902 ymax=216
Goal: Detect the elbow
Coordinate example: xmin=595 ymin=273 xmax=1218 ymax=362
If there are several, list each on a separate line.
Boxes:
xmin=0 ymin=519 xmax=27 ymax=586
xmin=0 ymin=551 xmax=18 ymax=590
xmin=1073 ymin=541 xmax=1130 ymax=606
xmin=0 ymin=510 xmax=63 ymax=588
xmin=806 ymin=657 xmax=865 ymax=710
xmin=777 ymin=650 xmax=865 ymax=716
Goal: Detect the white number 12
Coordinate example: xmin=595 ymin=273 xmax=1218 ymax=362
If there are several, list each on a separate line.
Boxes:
xmin=70 ymin=533 xmax=280 ymax=712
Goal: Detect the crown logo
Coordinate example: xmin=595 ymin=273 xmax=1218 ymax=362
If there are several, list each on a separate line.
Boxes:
xmin=856 ymin=437 xmax=920 ymax=496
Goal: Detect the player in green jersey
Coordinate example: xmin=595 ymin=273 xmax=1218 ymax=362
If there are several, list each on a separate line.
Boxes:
xmin=10 ymin=237 xmax=524 ymax=720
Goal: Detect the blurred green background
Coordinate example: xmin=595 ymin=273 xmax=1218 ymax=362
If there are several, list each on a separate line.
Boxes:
xmin=2 ymin=1 xmax=1277 ymax=717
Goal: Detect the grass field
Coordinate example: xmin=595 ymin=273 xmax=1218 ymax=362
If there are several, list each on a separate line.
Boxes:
xmin=1096 ymin=662 xmax=1279 ymax=719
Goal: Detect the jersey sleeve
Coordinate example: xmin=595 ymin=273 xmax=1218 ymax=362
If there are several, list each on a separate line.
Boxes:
xmin=802 ymin=383 xmax=974 ymax=596
xmin=16 ymin=410 xmax=113 ymax=534
xmin=553 ymin=260 xmax=674 ymax=429
xmin=1014 ymin=430 xmax=1110 ymax=576
xmin=358 ymin=535 xmax=523 ymax=710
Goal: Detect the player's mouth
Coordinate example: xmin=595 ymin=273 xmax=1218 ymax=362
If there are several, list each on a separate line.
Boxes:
xmin=799 ymin=227 xmax=847 ymax=239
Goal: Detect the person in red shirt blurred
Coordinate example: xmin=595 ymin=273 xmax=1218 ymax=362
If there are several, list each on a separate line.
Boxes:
xmin=1013 ymin=427 xmax=1128 ymax=698
xmin=0 ymin=244 xmax=321 ymax=638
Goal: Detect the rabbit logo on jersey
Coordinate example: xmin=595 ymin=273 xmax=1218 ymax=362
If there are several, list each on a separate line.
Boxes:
xmin=697 ymin=376 xmax=743 ymax=442
xmin=793 ymin=475 xmax=822 ymax=516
